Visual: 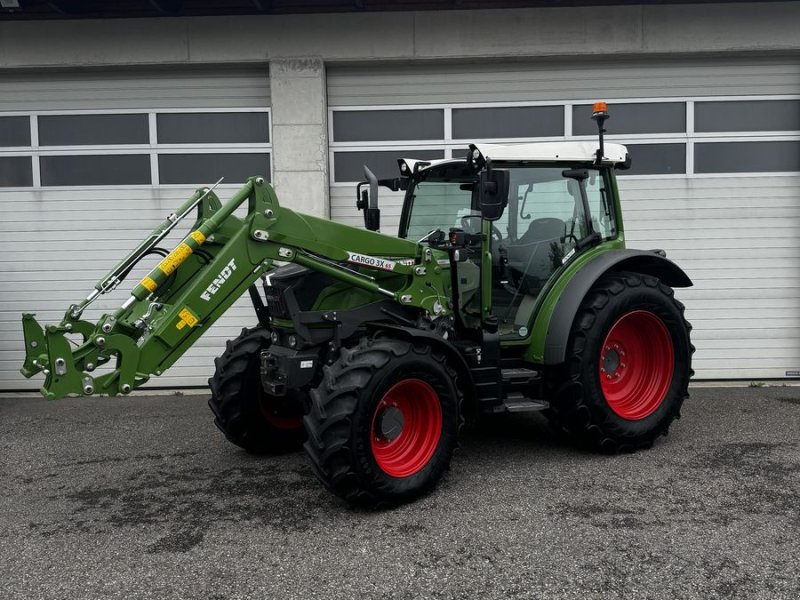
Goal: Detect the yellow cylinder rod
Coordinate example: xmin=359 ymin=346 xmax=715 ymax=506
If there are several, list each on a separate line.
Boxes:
xmin=131 ymin=230 xmax=206 ymax=300
xmin=127 ymin=179 xmax=255 ymax=303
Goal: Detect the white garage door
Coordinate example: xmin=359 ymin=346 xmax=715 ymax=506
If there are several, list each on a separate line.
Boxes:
xmin=327 ymin=57 xmax=800 ymax=380
xmin=0 ymin=66 xmax=272 ymax=390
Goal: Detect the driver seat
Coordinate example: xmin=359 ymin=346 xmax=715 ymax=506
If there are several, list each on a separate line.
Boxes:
xmin=506 ymin=218 xmax=566 ymax=293
xmin=506 ymin=218 xmax=566 ymax=330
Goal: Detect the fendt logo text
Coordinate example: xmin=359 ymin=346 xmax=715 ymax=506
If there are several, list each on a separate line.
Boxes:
xmin=200 ymin=259 xmax=237 ymax=301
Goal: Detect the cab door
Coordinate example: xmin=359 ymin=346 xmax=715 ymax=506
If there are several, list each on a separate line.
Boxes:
xmin=490 ymin=166 xmax=613 ymax=337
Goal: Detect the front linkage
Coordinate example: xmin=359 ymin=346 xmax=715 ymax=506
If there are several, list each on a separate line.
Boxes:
xmin=21 ymin=177 xmax=452 ymax=399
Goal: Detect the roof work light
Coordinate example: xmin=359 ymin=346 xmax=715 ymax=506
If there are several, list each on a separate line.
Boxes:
xmin=592 ymin=100 xmax=610 ymax=165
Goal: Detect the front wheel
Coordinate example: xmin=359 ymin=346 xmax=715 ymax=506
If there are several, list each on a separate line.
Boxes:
xmin=546 ymin=271 xmax=694 ymax=452
xmin=304 ymin=336 xmax=462 ymax=507
xmin=208 ymin=327 xmax=306 ymax=454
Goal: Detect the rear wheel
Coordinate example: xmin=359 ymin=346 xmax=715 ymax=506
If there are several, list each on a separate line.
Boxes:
xmin=304 ymin=336 xmax=461 ymax=507
xmin=546 ymin=271 xmax=693 ymax=452
xmin=208 ymin=327 xmax=305 ymax=454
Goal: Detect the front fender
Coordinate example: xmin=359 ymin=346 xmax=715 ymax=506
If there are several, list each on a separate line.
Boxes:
xmin=365 ymin=322 xmax=475 ymax=414
xmin=537 ymin=249 xmax=692 ymax=365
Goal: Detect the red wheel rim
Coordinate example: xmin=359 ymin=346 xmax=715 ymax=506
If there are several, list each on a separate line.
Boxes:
xmin=370 ymin=379 xmax=442 ymax=478
xmin=599 ymin=310 xmax=674 ymax=420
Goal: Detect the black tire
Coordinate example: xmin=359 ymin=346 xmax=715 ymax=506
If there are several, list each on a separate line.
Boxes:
xmin=304 ymin=336 xmax=462 ymax=507
xmin=208 ymin=326 xmax=305 ymax=454
xmin=546 ymin=271 xmax=694 ymax=453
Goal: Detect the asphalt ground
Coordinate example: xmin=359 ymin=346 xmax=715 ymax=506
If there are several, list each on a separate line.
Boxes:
xmin=1 ymin=386 xmax=798 ymax=600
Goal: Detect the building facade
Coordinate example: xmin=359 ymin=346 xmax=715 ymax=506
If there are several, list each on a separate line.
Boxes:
xmin=1 ymin=1 xmax=798 ymax=389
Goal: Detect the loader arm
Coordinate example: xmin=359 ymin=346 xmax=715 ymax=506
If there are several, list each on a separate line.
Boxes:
xmin=21 ymin=176 xmax=452 ymax=399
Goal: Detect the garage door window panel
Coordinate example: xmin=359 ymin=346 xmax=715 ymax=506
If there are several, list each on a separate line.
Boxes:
xmin=40 ymin=154 xmax=151 ymax=186
xmin=38 ymin=114 xmax=149 ymax=146
xmin=695 ymin=141 xmax=800 ymax=174
xmin=157 ymin=112 xmax=270 ymax=144
xmin=620 ymin=143 xmax=686 ymax=176
xmin=572 ymin=103 xmax=686 ymax=136
xmin=0 ymin=156 xmax=33 ymax=187
xmin=695 ymin=100 xmax=800 ymax=133
xmin=159 ymin=153 xmax=271 ymax=185
xmin=333 ymin=110 xmax=444 ymax=142
xmin=0 ymin=116 xmax=31 ymax=147
xmin=452 ymin=106 xmax=564 ymax=140
xmin=333 ymin=150 xmax=443 ymax=183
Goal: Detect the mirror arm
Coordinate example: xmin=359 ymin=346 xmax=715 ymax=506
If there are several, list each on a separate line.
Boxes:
xmin=363 ymin=165 xmax=379 ymax=210
xmin=377 ymin=177 xmax=409 ymax=192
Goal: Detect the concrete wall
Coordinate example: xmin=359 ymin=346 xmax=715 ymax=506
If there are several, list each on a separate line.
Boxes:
xmin=269 ymin=58 xmax=329 ymax=217
xmin=0 ymin=3 xmax=799 ymax=69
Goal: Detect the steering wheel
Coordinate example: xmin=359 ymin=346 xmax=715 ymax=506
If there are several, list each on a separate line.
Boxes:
xmin=460 ymin=216 xmax=503 ymax=243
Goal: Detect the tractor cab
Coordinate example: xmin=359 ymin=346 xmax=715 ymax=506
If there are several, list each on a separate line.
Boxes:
xmin=395 ymin=141 xmax=629 ymax=338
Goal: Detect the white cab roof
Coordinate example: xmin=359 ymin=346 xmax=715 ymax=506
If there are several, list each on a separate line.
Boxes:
xmin=471 ymin=141 xmax=627 ymax=163
xmin=402 ymin=141 xmax=628 ymax=173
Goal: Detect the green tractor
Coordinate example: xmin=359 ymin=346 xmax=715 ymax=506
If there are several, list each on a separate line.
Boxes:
xmin=21 ymin=103 xmax=693 ymax=506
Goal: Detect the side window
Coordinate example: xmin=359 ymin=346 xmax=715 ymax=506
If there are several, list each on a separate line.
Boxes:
xmin=585 ymin=171 xmax=615 ymax=239
xmin=510 ymin=170 xmax=585 ymax=251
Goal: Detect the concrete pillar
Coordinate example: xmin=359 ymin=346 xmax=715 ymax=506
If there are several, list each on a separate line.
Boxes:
xmin=269 ymin=57 xmax=329 ymax=218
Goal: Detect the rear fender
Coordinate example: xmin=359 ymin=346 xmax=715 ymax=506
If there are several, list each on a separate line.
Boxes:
xmin=538 ymin=249 xmax=692 ymax=365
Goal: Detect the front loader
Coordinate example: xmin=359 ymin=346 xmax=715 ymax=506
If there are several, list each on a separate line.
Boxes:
xmin=21 ymin=103 xmax=694 ymax=506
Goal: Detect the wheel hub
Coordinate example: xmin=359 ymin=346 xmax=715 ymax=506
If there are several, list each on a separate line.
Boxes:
xmin=375 ymin=404 xmax=405 ymax=441
xmin=601 ymin=346 xmax=623 ymax=376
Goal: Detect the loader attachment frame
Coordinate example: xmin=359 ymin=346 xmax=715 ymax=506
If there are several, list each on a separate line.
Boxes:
xmin=21 ymin=176 xmax=452 ymax=399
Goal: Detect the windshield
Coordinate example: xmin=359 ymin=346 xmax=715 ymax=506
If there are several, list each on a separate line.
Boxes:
xmin=401 ymin=163 xmax=476 ymax=240
xmin=404 ymin=182 xmax=475 ymax=240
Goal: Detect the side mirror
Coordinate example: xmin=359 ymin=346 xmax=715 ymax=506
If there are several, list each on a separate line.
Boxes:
xmin=479 ymin=169 xmax=510 ymax=222
xmin=355 ymin=165 xmax=381 ymax=232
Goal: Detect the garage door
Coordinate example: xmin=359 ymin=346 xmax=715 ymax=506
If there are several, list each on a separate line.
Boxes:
xmin=0 ymin=66 xmax=271 ymax=390
xmin=327 ymin=57 xmax=800 ymax=380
